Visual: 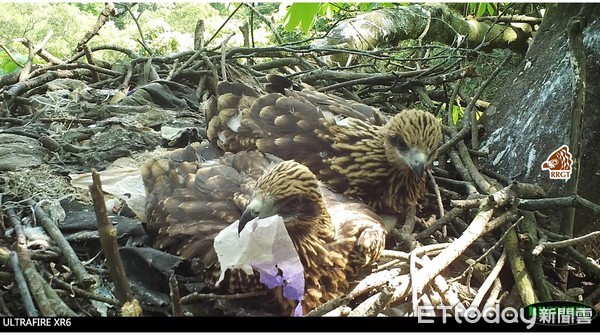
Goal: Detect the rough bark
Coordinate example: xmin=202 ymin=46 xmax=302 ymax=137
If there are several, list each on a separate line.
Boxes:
xmin=480 ymin=4 xmax=600 ymax=238
xmin=312 ymin=4 xmax=533 ymax=65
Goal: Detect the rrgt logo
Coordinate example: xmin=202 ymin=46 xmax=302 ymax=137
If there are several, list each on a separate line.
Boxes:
xmin=541 ymin=145 xmax=573 ymax=180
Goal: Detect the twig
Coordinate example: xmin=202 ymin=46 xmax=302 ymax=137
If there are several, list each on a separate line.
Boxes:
xmin=89 ymin=169 xmax=132 ymax=304
xmin=127 ymin=6 xmax=152 ymax=54
xmin=308 ymin=266 xmax=408 ymax=317
xmin=82 ymin=44 xmax=100 ymax=82
xmin=169 ymin=275 xmax=183 ymax=316
xmin=470 ymin=249 xmax=506 ymax=309
xmin=243 ymin=3 xmax=284 ymax=44
xmin=221 ymin=41 xmax=228 ymax=81
xmin=76 ymin=2 xmax=115 ymax=49
xmin=427 ymin=169 xmax=445 ymax=218
xmin=23 ymin=198 xmax=96 ymax=288
xmin=17 ymin=32 xmax=53 ymax=82
xmin=307 ymin=295 xmax=352 ymax=317
xmin=519 ymin=195 xmax=600 ymax=215
xmin=0 ymin=44 xmax=25 ymax=68
xmin=204 ymin=3 xmax=243 ymax=47
xmin=434 ymin=175 xmax=477 ymax=194
xmin=480 ymin=168 xmax=511 ymax=185
xmin=415 ymin=207 xmax=466 ymax=240
xmin=536 ymin=231 xmax=600 ymax=252
xmin=560 ymin=6 xmax=588 ymax=240
xmin=169 ymin=49 xmax=204 ymax=81
xmin=468 ymin=53 xmax=512 ymax=151
xmin=520 ymin=211 xmax=552 ymax=301
xmin=412 ymin=183 xmax=529 ymax=295
xmin=564 ymin=247 xmax=600 ymax=281
xmin=483 ymin=278 xmax=503 ymax=310
xmin=435 ymin=126 xmax=469 ymax=158
xmin=504 ymin=222 xmax=537 ymax=305
xmin=380 ymin=249 xmax=410 ymax=259
xmin=7 ymin=208 xmax=77 ymax=316
xmin=323 ymin=306 xmax=351 ymax=317
xmin=44 ymin=271 xmax=118 ymax=306
xmin=396 ymin=205 xmax=417 ymax=249
xmin=455 ymin=213 xmax=521 ymax=281
xmin=450 ymin=197 xmax=485 ymax=208
xmin=9 ymin=252 xmax=38 ymax=317
xmin=456 ymin=141 xmax=495 ymax=194
xmin=348 ymin=285 xmax=394 ymax=316
xmin=447 ymin=148 xmax=474 ymax=183
xmin=179 ymin=290 xmax=267 ymax=304
xmin=67 ymin=45 xmax=140 ymax=63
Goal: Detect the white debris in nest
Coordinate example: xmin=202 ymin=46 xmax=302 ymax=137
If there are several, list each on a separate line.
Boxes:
xmin=214 ymin=215 xmax=305 ymax=316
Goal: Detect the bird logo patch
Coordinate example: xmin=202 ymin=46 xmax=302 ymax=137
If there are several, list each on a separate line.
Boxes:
xmin=541 ymin=145 xmax=573 ymax=180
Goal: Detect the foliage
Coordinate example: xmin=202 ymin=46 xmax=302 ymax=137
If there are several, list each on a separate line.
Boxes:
xmin=142 ymin=18 xmax=193 ymax=56
xmin=451 ymin=104 xmax=464 ymax=126
xmin=0 ymin=3 xmax=97 ymax=59
xmin=468 ymin=3 xmax=497 ymax=17
xmin=73 ymin=3 xmax=103 ymax=16
xmin=0 ymin=51 xmax=27 ymax=75
xmin=279 ymin=2 xmax=397 ymax=34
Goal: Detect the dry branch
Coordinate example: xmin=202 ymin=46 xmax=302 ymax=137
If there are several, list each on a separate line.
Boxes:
xmin=76 ymin=2 xmax=115 ymax=49
xmin=23 ymin=199 xmax=95 ymax=288
xmin=412 ymin=184 xmax=524 ymax=296
xmin=89 ymin=169 xmax=133 ymax=305
xmin=9 ymin=252 xmax=38 ymax=317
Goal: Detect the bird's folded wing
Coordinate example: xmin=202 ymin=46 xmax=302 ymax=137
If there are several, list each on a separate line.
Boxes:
xmin=320 ymin=186 xmax=387 ymax=271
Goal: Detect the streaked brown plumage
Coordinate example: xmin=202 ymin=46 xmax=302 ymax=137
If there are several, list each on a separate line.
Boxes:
xmin=141 ymin=142 xmax=386 ymax=315
xmin=205 ymin=77 xmax=443 ymax=213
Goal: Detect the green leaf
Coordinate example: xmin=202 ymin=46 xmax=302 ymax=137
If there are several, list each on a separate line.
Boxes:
xmin=468 ymin=3 xmax=477 ymax=13
xmin=477 ymin=4 xmax=487 ymax=17
xmin=452 ymin=105 xmax=464 ymax=125
xmin=282 ymin=3 xmax=323 ymax=33
xmin=359 ymin=3 xmax=374 ymax=11
xmin=0 ymin=51 xmax=26 ymax=75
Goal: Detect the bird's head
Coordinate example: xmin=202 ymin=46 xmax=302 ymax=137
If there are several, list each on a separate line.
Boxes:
xmin=383 ymin=109 xmax=442 ymax=181
xmin=238 ymin=161 xmax=330 ymax=236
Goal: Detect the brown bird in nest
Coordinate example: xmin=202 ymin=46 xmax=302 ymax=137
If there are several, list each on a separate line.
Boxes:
xmin=141 ymin=142 xmax=386 ymax=315
xmin=205 ymin=75 xmax=443 ymax=214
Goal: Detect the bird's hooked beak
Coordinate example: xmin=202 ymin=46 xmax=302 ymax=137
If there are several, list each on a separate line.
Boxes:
xmin=410 ymin=162 xmax=425 ymax=181
xmin=238 ymin=199 xmax=262 ymax=234
xmin=405 ymin=148 xmax=427 ymax=181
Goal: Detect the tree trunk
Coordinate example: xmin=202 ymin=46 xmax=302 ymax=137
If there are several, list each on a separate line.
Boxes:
xmin=480 ymin=4 xmax=600 ymax=244
xmin=312 ymin=4 xmax=534 ymax=65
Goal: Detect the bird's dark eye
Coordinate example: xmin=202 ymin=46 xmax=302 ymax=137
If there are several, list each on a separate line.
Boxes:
xmin=286 ymin=196 xmax=302 ymax=208
xmin=394 ymin=137 xmax=409 ymax=151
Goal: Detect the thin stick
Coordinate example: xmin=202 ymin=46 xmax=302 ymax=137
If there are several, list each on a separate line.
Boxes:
xmin=23 ymin=198 xmax=95 ymax=288
xmin=427 ymin=169 xmax=445 ymax=218
xmin=179 ymin=290 xmax=267 ymax=304
xmin=169 ymin=275 xmax=183 ymax=316
xmin=412 ymin=184 xmax=525 ymax=295
xmin=44 ymin=271 xmax=118 ymax=306
xmin=540 ymin=231 xmax=600 ymax=251
xmin=470 ymin=249 xmax=507 ymax=309
xmin=89 ymin=169 xmax=132 ymax=304
xmin=519 ymin=195 xmax=600 ymax=215
xmin=9 ymin=252 xmax=38 ymax=317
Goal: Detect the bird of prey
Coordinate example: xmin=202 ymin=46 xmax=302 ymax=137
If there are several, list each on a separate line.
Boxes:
xmin=205 ymin=76 xmax=443 ymax=214
xmin=141 ymin=142 xmax=386 ymax=315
